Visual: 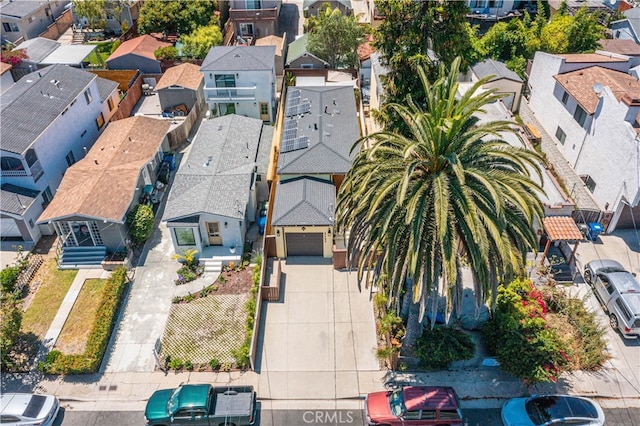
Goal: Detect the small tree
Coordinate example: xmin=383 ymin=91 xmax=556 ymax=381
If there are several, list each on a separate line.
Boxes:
xmin=180 ymin=25 xmax=222 ymax=59
xmin=155 ymin=45 xmax=179 ymax=60
xmin=138 ymin=0 xmax=215 ymax=35
xmin=1 ymin=49 xmax=28 ymax=66
xmin=127 ymin=204 xmax=154 ymax=244
xmin=306 ymin=4 xmax=366 ymax=68
xmin=171 ymin=248 xmax=199 ymax=268
xmin=0 ymin=296 xmax=22 ymax=370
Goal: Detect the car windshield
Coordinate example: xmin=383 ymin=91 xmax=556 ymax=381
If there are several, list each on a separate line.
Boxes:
xmin=525 ymin=396 xmax=597 ymax=424
xmin=168 ymin=388 xmax=182 ymax=414
xmin=388 ymin=389 xmax=406 ymax=417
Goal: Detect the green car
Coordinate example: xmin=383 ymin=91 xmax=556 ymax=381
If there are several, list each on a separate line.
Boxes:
xmin=144 ymin=384 xmax=256 ymax=426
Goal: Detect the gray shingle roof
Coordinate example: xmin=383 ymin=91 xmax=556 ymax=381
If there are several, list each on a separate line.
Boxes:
xmin=0 ymin=0 xmax=61 ymax=18
xmin=13 ymin=37 xmax=59 ymax=62
xmin=472 ymin=59 xmax=522 ymax=83
xmin=1 ymin=184 xmax=39 ymax=215
xmin=271 ymin=177 xmax=336 ymax=226
xmin=1 ymin=64 xmax=96 ymax=155
xmin=95 ymin=76 xmax=118 ymax=102
xmin=163 ymin=114 xmax=268 ymax=221
xmin=277 ymin=86 xmax=360 ymax=174
xmin=256 ymin=125 xmax=273 ymax=175
xmin=201 ymin=46 xmax=276 ymax=71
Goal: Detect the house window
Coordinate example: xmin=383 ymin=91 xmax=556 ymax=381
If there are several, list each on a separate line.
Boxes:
xmin=245 ymin=0 xmax=261 ymax=9
xmin=42 ymin=187 xmax=53 ymax=204
xmin=240 ymin=23 xmax=255 ymax=36
xmin=84 ymin=88 xmax=93 ymax=104
xmin=555 ymin=126 xmax=567 ymax=145
xmin=562 ymin=91 xmax=569 ymax=105
xmin=214 ymin=74 xmax=236 ymax=96
xmin=259 ymin=102 xmax=269 ymax=115
xmin=2 ymin=22 xmax=19 ymax=32
xmin=175 ymin=227 xmax=196 ymax=246
xmin=96 ymin=112 xmax=105 ymax=129
xmin=581 ymin=175 xmax=597 ymax=193
xmin=25 ymin=148 xmax=38 ymax=167
xmin=29 ymin=219 xmax=34 ymax=228
xmin=573 ymin=105 xmax=587 ymax=127
xmin=28 ymin=16 xmax=35 ymax=23
xmin=81 ymin=129 xmax=87 ymax=137
xmin=108 ymin=97 xmax=115 ymax=111
xmin=65 ymin=150 xmax=76 ymax=167
xmin=300 ymin=64 xmax=314 ymax=69
xmin=0 ymin=156 xmax=24 ymax=171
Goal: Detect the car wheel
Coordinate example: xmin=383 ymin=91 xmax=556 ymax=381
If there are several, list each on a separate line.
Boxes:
xmin=610 ymin=314 xmax=619 ymax=330
xmin=584 ymin=269 xmax=592 ymax=284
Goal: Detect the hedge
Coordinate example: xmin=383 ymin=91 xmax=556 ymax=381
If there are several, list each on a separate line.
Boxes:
xmin=38 ymin=267 xmax=128 ymax=374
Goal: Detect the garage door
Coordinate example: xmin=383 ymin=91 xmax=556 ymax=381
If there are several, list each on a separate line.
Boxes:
xmin=285 ymin=232 xmax=323 ymax=256
xmin=0 ymin=218 xmax=22 ymax=238
xmin=615 ymin=203 xmax=640 ymax=229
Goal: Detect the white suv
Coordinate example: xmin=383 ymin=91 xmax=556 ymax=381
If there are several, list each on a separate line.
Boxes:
xmin=584 ymin=259 xmax=640 ymax=339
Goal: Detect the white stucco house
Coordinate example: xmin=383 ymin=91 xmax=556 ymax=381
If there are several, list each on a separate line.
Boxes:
xmin=200 ymin=45 xmax=276 ymax=124
xmin=0 ymin=64 xmax=119 ymax=244
xmin=528 ymin=51 xmax=640 ymax=231
xmin=0 ymin=0 xmax=70 ymax=44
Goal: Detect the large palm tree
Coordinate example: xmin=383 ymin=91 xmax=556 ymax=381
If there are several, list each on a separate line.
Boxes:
xmin=336 ymin=57 xmax=545 ymax=355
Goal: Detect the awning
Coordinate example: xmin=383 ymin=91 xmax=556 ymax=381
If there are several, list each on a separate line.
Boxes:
xmin=543 ymin=216 xmax=583 ymax=241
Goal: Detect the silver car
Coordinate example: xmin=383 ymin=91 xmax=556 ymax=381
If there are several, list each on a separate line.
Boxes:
xmin=583 ymin=259 xmax=626 ymax=285
xmin=0 ymin=393 xmax=59 ymax=426
xmin=502 ymin=395 xmax=605 ymax=426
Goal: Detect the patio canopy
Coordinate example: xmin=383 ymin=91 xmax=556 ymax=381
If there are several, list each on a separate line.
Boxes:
xmin=541 ymin=216 xmax=583 ymax=266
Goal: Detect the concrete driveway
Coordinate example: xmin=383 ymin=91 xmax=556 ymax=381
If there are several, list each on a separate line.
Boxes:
xmin=256 ymin=257 xmax=381 ymax=401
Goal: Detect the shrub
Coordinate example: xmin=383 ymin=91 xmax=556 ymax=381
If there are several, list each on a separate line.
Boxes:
xmin=154 ymin=45 xmax=178 ymax=60
xmin=482 ymin=279 xmax=570 ymax=386
xmin=127 ymin=204 xmax=154 ymax=244
xmin=209 ymin=358 xmax=220 ymax=370
xmin=378 ymin=310 xmax=404 ymax=340
xmin=0 ymin=296 xmax=23 ymax=370
xmin=0 ymin=266 xmax=20 ymax=294
xmin=414 ymin=326 xmax=475 ymax=370
xmin=184 ymin=360 xmax=193 ymax=371
xmin=232 ymin=344 xmax=250 ymax=369
xmin=38 ymin=267 xmax=128 ymax=374
xmin=169 ymin=357 xmax=184 ymax=370
xmin=373 ymin=293 xmax=388 ymax=311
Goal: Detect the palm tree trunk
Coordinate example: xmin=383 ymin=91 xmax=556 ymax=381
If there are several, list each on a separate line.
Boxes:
xmin=401 ymin=280 xmax=422 ymax=357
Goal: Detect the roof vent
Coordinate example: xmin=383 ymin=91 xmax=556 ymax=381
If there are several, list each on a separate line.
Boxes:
xmin=234 ymin=53 xmax=241 ymax=58
xmin=218 ymin=125 xmax=223 ymax=131
xmin=324 ymin=131 xmax=331 ymax=137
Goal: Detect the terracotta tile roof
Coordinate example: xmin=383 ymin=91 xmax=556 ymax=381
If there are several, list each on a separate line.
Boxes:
xmin=554 ymin=66 xmax=640 ymax=114
xmin=38 ymin=116 xmax=171 ymax=223
xmin=255 ymin=35 xmax=284 ymax=56
xmin=543 ymin=216 xmax=584 ymax=241
xmin=0 ymin=62 xmax=12 ymax=75
xmin=598 ymin=39 xmax=640 ymax=56
xmin=155 ymin=63 xmax=202 ymax=91
xmin=558 ymin=52 xmax=628 ymax=63
xmin=358 ymin=34 xmax=374 ymax=61
xmin=106 ymin=35 xmax=171 ymax=62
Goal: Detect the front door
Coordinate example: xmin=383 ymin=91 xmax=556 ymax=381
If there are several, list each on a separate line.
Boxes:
xmin=259 ymin=102 xmax=270 ymax=122
xmin=206 ymin=222 xmax=223 ymax=245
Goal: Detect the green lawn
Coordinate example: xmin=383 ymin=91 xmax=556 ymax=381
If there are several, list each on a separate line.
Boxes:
xmin=55 ymin=278 xmax=107 ymax=354
xmin=86 ymin=41 xmax=118 ymax=65
xmin=21 ymin=260 xmax=77 ymax=339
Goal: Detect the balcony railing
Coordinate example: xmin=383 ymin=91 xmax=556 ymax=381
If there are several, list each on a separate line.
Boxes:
xmin=205 ymin=85 xmax=257 ymax=101
xmin=0 ymin=160 xmax=43 ymax=179
xmin=229 ymin=7 xmax=278 ymax=20
xmin=1 ymin=169 xmax=28 ymax=177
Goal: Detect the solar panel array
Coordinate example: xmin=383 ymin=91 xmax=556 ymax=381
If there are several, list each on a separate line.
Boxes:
xmin=281 ymin=135 xmax=309 ymax=153
xmin=285 ymin=89 xmax=311 ymax=118
xmin=281 ymin=89 xmax=311 ymax=153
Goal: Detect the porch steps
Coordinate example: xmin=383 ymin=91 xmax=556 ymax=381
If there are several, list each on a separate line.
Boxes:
xmin=59 ymin=246 xmax=106 ymax=269
xmin=203 ymin=259 xmax=222 ymax=274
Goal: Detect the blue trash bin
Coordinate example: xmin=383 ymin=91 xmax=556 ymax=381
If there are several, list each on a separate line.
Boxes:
xmin=587 ymin=222 xmax=604 ymax=242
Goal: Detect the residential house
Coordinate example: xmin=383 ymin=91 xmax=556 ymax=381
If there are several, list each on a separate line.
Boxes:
xmin=228 ymin=0 xmax=280 ymax=40
xmin=255 ymin=34 xmax=286 ymax=76
xmin=0 ymin=61 xmax=13 ymax=93
xmin=11 ymin=37 xmax=96 ymax=75
xmin=0 ymin=0 xmax=70 ymax=44
xmin=469 ymin=58 xmax=523 ymax=112
xmin=201 ymin=45 xmax=276 ymax=123
xmin=303 ymin=0 xmax=352 ymax=17
xmin=162 ymin=114 xmax=272 ymax=257
xmin=528 ymin=51 xmax=640 ymax=231
xmin=285 ymin=34 xmax=328 ymax=70
xmin=38 ymin=116 xmax=171 ymax=267
xmin=73 ymin=0 xmax=141 ymax=35
xmin=272 ymin=86 xmax=359 ymax=257
xmin=598 ymin=38 xmax=640 ymax=66
xmin=155 ymin=63 xmax=204 ymax=113
xmin=609 ymin=19 xmax=640 ymax=44
xmin=624 ymin=6 xmax=640 ymax=42
xmin=358 ymin=34 xmax=373 ymax=86
xmin=106 ymin=35 xmax=171 ymax=74
xmin=0 ymin=64 xmax=119 ymax=244
xmin=368 ymin=52 xmax=390 ymax=132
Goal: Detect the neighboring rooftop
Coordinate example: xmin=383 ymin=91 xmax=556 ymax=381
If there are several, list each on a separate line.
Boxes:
xmin=38 ymin=116 xmax=171 ymax=223
xmin=277 ymin=86 xmax=360 ymax=175
xmin=557 ymin=52 xmax=628 ymax=63
xmin=14 ymin=37 xmax=96 ymax=66
xmin=472 ymin=58 xmax=522 ymax=82
xmin=155 ymin=63 xmax=203 ymax=91
xmin=598 ymin=38 xmax=640 ymax=56
xmin=0 ymin=0 xmax=64 ymax=18
xmin=0 ymin=184 xmax=40 ymax=215
xmin=255 ymin=35 xmax=285 ymax=57
xmin=1 ymin=64 xmax=96 ymax=155
xmin=0 ymin=61 xmax=11 ymax=75
xmin=94 ymin=76 xmax=119 ymax=102
xmin=163 ymin=114 xmax=267 ymax=221
xmin=303 ymin=0 xmax=352 ymax=10
xmin=285 ymin=34 xmax=328 ymax=66
xmin=358 ymin=34 xmax=374 ymax=61
xmin=201 ymin=45 xmax=276 ymax=71
xmin=106 ymin=34 xmax=171 ymax=62
xmin=554 ymin=66 xmax=640 ymax=114
xmin=12 ymin=37 xmax=58 ymax=62
xmin=543 ymin=216 xmax=584 ymax=241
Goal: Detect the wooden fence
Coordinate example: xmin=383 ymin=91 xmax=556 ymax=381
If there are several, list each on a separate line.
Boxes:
xmin=166 ymin=100 xmax=205 ymax=150
xmin=16 ymin=254 xmax=43 ymax=293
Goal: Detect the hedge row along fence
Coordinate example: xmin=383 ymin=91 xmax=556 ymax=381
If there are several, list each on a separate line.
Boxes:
xmin=38 ymin=267 xmax=128 ymax=374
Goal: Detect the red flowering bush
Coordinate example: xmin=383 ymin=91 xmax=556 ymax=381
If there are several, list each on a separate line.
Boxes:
xmin=483 ymin=279 xmax=570 ymax=386
xmin=1 ymin=49 xmax=28 ymax=66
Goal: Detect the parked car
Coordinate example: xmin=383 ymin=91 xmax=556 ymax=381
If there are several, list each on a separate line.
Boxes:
xmin=501 ymin=395 xmax=605 ymax=426
xmin=365 ymin=386 xmax=463 ymax=426
xmin=0 ymin=393 xmax=60 ymax=426
xmin=584 ymin=259 xmax=640 ymax=339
